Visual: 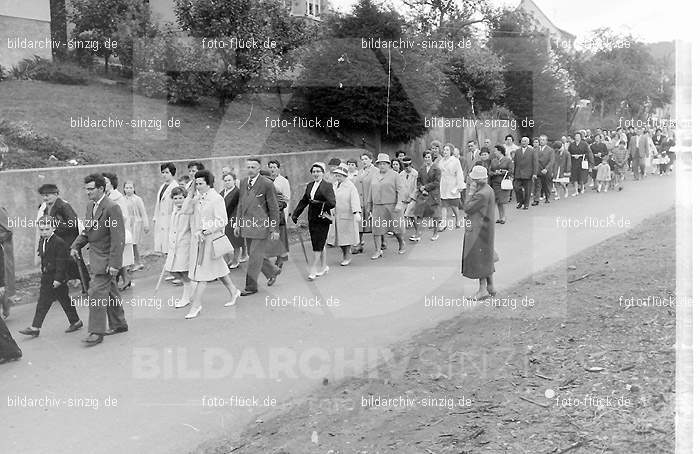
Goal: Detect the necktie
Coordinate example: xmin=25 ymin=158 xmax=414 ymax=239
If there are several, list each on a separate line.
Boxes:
xmin=41 ymin=238 xmax=46 ymax=256
xmin=247 ymin=179 xmax=253 ymax=191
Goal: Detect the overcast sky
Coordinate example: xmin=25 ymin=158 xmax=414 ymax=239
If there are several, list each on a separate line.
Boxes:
xmin=329 ymin=0 xmax=692 ymax=43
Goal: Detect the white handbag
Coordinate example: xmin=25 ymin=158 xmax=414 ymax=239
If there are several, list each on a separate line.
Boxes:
xmin=500 ymin=171 xmax=513 ymax=190
xmin=581 ymin=158 xmax=589 ymax=170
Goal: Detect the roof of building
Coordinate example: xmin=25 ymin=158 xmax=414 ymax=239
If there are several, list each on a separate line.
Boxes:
xmin=517 ymin=0 xmax=575 ymax=40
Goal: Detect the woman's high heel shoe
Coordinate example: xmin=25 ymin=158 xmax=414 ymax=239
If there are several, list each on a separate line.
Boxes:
xmin=306 ymin=273 xmax=317 ymax=281
xmin=185 ymin=306 xmax=202 ymax=319
xmin=224 ymin=289 xmax=241 ymax=307
xmin=315 ymin=266 xmax=330 ymax=277
xmin=370 ymin=250 xmax=384 ymax=260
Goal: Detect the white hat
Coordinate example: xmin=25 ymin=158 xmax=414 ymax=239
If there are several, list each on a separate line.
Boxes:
xmin=469 ymin=165 xmax=488 ymax=180
xmin=333 ymin=163 xmax=349 ymax=176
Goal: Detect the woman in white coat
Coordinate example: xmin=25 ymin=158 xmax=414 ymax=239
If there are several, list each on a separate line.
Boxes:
xmin=181 ymin=170 xmax=241 ymax=319
xmin=153 ymin=163 xmax=179 ymax=254
xmin=327 ymin=163 xmax=361 ymax=266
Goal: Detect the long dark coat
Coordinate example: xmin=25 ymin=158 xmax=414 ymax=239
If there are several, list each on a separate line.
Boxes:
xmin=461 ymin=183 xmax=496 ymax=279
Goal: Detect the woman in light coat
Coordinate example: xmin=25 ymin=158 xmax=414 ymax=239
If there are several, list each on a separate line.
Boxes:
xmin=327 ymin=163 xmax=361 ymax=266
xmin=123 ymin=181 xmax=149 ymax=271
xmin=182 ymin=170 xmax=241 ymax=319
xmin=153 ymin=163 xmax=179 ymax=253
xmin=164 ymin=186 xmax=194 ymax=308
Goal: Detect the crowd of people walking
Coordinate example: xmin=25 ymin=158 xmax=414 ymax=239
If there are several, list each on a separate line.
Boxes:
xmin=0 ymin=124 xmax=675 ymax=358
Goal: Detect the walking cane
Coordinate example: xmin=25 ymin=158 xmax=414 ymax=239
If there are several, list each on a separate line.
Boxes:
xmin=296 ymin=226 xmax=309 ymax=265
xmin=72 ymin=254 xmax=90 ymax=293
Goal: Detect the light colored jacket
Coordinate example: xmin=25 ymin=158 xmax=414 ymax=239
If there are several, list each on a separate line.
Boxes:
xmin=153 ymin=180 xmax=178 ymax=253
xmin=438 ymin=155 xmax=465 ymax=199
xmin=327 ymin=179 xmax=361 ymax=246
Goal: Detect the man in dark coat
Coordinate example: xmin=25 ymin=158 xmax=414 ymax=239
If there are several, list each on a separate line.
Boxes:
xmin=461 ymin=165 xmax=496 ymax=300
xmin=18 ymin=216 xmax=82 ymax=337
xmin=533 ymin=136 xmax=554 ymax=205
xmin=38 ymin=183 xmax=89 ymax=292
xmin=234 ymin=158 xmax=281 ymax=295
xmin=512 ymin=137 xmax=538 ymax=209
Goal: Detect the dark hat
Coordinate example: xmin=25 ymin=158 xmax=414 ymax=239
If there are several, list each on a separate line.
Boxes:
xmin=259 ymin=169 xmax=273 ymax=178
xmin=328 ymin=157 xmax=341 ymax=167
xmin=401 ymin=157 xmax=412 ymax=165
xmin=38 ymin=183 xmax=59 ymax=194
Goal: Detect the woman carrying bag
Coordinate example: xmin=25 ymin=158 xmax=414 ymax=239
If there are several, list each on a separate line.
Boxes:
xmin=182 ymin=170 xmax=241 ymax=319
xmin=292 ymin=162 xmax=336 ymax=280
xmin=488 ymin=145 xmax=514 ymax=224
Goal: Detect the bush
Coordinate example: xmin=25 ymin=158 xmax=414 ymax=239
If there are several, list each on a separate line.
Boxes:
xmin=10 ymin=56 xmax=89 ymax=85
xmin=0 ymin=120 xmax=87 ymax=169
xmin=133 ymin=70 xmax=168 ymax=98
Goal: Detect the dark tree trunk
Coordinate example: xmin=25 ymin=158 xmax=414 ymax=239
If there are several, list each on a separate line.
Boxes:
xmin=49 ymin=0 xmax=68 ymax=61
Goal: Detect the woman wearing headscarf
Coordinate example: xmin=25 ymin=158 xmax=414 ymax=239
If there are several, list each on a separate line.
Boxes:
xmin=182 ymin=170 xmax=242 ymax=319
xmin=461 ymin=165 xmax=496 ymax=300
xmin=488 ymin=145 xmax=513 ymax=224
xmin=327 ymin=163 xmax=361 ymax=266
xmin=368 ymin=153 xmax=407 ymax=259
xmin=292 ymin=162 xmax=336 ymax=280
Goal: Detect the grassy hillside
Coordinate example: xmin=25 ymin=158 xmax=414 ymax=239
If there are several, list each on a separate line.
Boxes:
xmin=0 ymin=80 xmax=347 ymax=168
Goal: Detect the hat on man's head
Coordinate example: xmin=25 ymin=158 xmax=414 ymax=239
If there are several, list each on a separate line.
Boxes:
xmin=259 ymin=169 xmax=272 ymax=178
xmin=468 ymin=165 xmax=488 ymax=180
xmin=401 ymin=157 xmax=412 ymax=165
xmin=332 ymin=163 xmax=349 ymax=176
xmin=328 ymin=157 xmax=341 ymax=167
xmin=38 ymin=183 xmax=59 ymax=194
xmin=375 ymin=153 xmax=391 ymax=164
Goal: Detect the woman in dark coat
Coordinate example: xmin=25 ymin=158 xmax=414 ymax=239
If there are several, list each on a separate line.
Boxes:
xmin=411 ymin=151 xmax=442 ymax=241
xmin=488 ymin=145 xmax=513 ymax=224
xmin=292 ymin=162 xmax=336 ymax=281
xmin=220 ymin=172 xmax=245 ymax=268
xmin=0 ymin=250 xmax=22 ymax=364
xmin=550 ymin=141 xmax=572 ymax=199
xmin=462 ymin=164 xmax=496 ymax=300
xmin=568 ymin=132 xmax=593 ymax=196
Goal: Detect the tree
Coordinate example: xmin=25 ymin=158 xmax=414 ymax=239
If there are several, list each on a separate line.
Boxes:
xmin=296 ymin=0 xmax=446 ymax=143
xmin=70 ymin=0 xmax=149 ymax=73
xmin=401 ymin=0 xmax=494 ymax=34
xmin=174 ymin=0 xmax=313 ymax=111
xmin=489 ymin=8 xmax=575 ymax=137
xmin=50 ymin=0 xmax=68 ymax=61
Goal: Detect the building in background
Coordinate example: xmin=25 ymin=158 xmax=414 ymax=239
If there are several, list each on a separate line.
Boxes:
xmin=147 ymin=0 xmax=328 ymax=24
xmin=0 ymin=1 xmax=52 ymax=69
xmin=517 ymin=0 xmax=575 ymax=52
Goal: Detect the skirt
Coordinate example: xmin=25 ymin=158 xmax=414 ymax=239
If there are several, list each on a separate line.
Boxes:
xmin=309 ymin=222 xmax=330 ymax=252
xmin=359 ymin=205 xmax=373 ymax=234
xmin=371 ymin=204 xmax=404 ymax=236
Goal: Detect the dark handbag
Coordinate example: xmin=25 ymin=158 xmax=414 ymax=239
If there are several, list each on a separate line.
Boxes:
xmin=317 ymin=202 xmax=333 ymax=225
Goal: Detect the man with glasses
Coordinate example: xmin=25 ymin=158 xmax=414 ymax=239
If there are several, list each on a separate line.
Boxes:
xmin=70 ymin=174 xmax=127 ymax=346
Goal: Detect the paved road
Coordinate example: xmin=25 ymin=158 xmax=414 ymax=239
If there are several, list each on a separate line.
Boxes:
xmin=1 ymin=173 xmax=677 ymax=454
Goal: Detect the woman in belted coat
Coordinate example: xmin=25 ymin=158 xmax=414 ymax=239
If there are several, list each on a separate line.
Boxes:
xmin=327 ymin=163 xmax=361 ymax=266
xmin=292 ymin=162 xmax=336 ymax=280
xmin=488 ymin=145 xmax=514 ymax=224
xmin=412 ymin=151 xmax=441 ymax=241
xmin=181 ymin=170 xmax=241 ymax=319
xmin=461 ymin=165 xmax=496 ymax=300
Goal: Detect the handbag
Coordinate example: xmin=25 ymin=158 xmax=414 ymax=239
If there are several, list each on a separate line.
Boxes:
xmin=317 ymin=202 xmax=334 ymax=225
xmin=211 ymin=234 xmax=234 ymax=259
xmin=581 ymin=158 xmax=589 ymax=170
xmin=500 ymin=171 xmax=513 ymax=190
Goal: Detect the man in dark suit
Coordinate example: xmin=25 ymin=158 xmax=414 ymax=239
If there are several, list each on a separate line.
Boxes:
xmin=70 ymin=174 xmax=127 ymax=346
xmin=38 ymin=184 xmax=90 ymax=293
xmin=533 ymin=136 xmax=554 ymax=205
xmin=512 ymin=137 xmax=538 ymax=210
xmin=234 ymin=158 xmax=281 ymax=295
xmin=19 ymin=216 xmax=82 ymax=337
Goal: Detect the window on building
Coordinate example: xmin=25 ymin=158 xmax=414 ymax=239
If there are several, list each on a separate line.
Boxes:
xmin=307 ymin=0 xmax=321 ymax=18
